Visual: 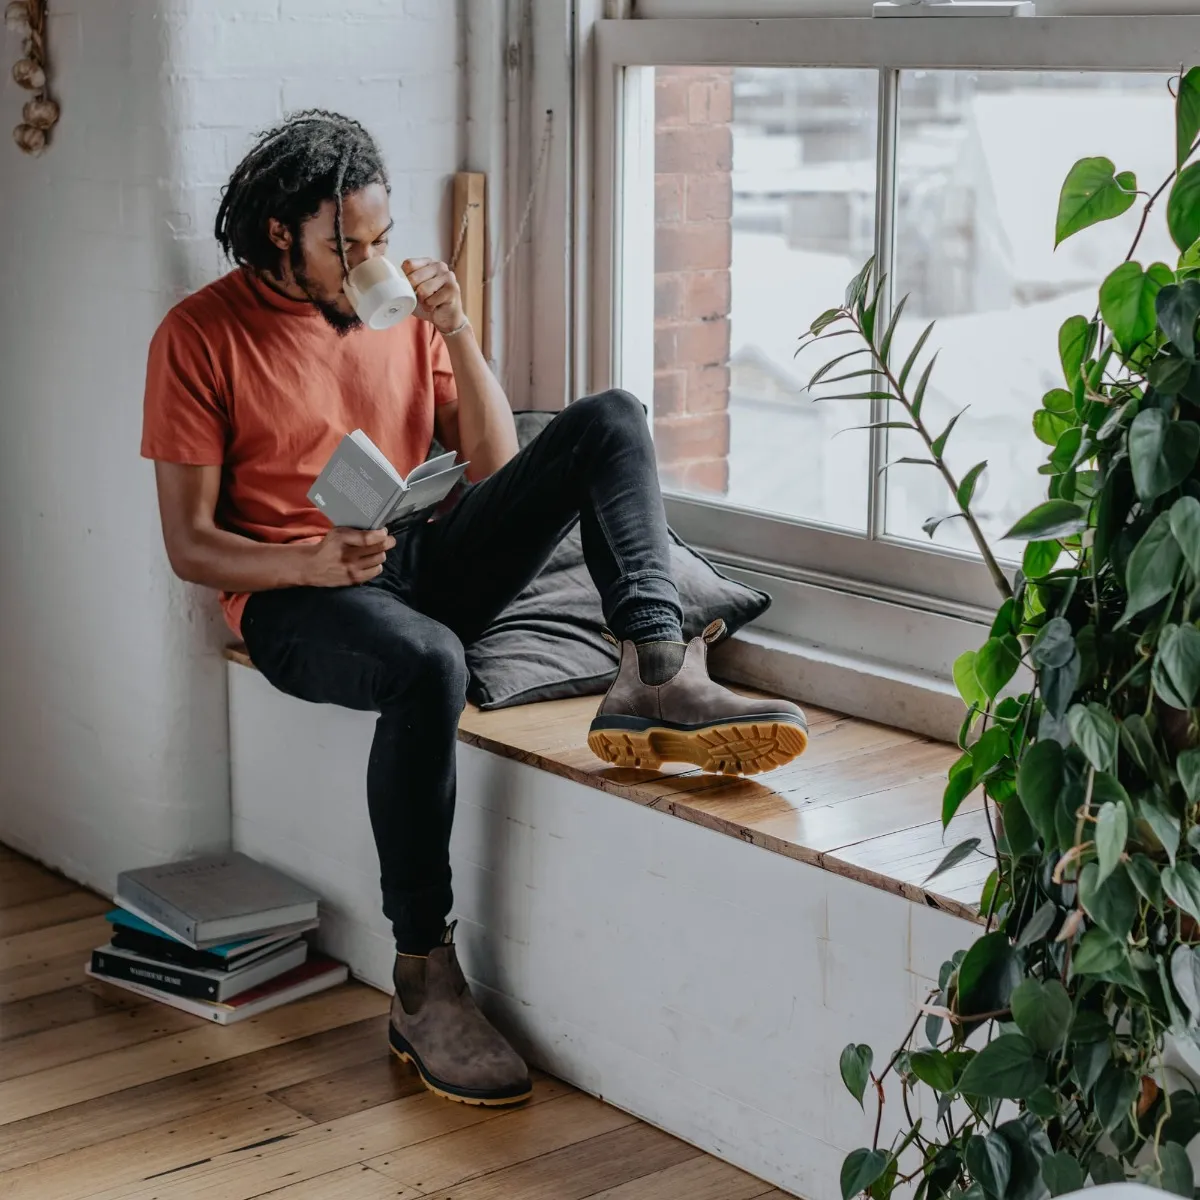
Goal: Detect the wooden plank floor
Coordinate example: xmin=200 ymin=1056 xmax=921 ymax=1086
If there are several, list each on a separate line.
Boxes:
xmin=0 ymin=846 xmax=791 ymax=1200
xmin=226 ymin=648 xmax=987 ymax=921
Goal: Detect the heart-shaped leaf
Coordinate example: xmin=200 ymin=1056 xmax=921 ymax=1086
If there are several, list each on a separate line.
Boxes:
xmin=1120 ymin=713 xmax=1158 ymax=777
xmin=1164 ymin=861 xmax=1200 ymax=924
xmin=1072 ymin=928 xmax=1126 ymax=976
xmin=1094 ymin=801 xmax=1129 ymax=886
xmin=1016 ymin=900 xmax=1059 ymax=949
xmin=1095 ymin=1064 xmax=1139 ymax=1133
xmin=908 ymin=1048 xmax=955 ymax=1092
xmin=1031 ymin=618 xmax=1075 ymax=669
xmin=1127 ymin=854 xmax=1164 ymax=909
xmin=1041 ymin=1152 xmax=1084 ymax=1197
xmin=1119 ymin=511 xmax=1182 ymax=624
xmin=1157 ymin=280 xmax=1200 ymax=358
xmin=1017 ymin=739 xmax=1064 ymax=845
xmin=1056 ymin=158 xmax=1137 ymax=247
xmin=975 ymin=636 xmax=1021 ymax=700
xmin=839 ymin=1043 xmax=873 ymax=1107
xmin=1004 ymin=500 xmax=1088 ymax=541
xmin=1073 ymin=1042 xmax=1111 ymax=1101
xmin=1059 ymin=314 xmax=1097 ymax=390
xmin=953 ymin=650 xmax=986 ymax=710
xmin=1034 ymin=409 xmax=1072 ymax=446
xmin=957 ymin=1034 xmax=1045 ymax=1100
xmin=1169 ymin=162 xmax=1200 ymax=252
xmin=1164 ymin=1090 xmax=1200 ymax=1148
xmin=1023 ymin=540 xmax=1061 ymax=580
xmin=1178 ymin=66 xmax=1200 ymax=169
xmin=942 ymin=761 xmax=977 ymax=828
xmin=1151 ymin=354 xmax=1194 ymax=394
xmin=1089 ymin=1153 xmax=1124 ymax=1185
xmin=1179 ymin=747 xmax=1200 ymax=804
xmin=957 ymin=931 xmax=1021 ymax=1019
xmin=972 ymin=725 xmax=1011 ymax=778
xmin=841 ymin=1149 xmax=890 ymax=1200
xmin=1139 ymin=791 xmax=1181 ymax=865
xmin=1011 ymin=978 xmax=1072 ymax=1054
xmin=1172 ymin=944 xmax=1200 ymax=1021
xmin=1100 ymin=261 xmax=1171 ymax=350
xmin=966 ymin=1133 xmax=1012 ymax=1200
xmin=1129 ymin=409 xmax=1200 ymax=501
xmin=1154 ymin=623 xmax=1200 ymax=709
xmin=1170 ymin=495 xmax=1200 ymax=579
xmin=1079 ymin=861 xmax=1137 ymax=940
xmin=1159 ymin=1142 xmax=1194 ymax=1198
xmin=1041 ymin=650 xmax=1081 ymax=722
xmin=1066 ymin=703 xmax=1118 ymax=773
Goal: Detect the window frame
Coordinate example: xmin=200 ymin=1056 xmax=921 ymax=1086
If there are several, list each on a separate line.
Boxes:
xmin=588 ymin=14 xmax=1200 ymax=622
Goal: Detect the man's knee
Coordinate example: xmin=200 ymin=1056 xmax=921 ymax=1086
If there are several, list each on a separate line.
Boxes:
xmin=378 ymin=625 xmax=468 ymax=711
xmin=569 ymin=388 xmax=647 ymax=430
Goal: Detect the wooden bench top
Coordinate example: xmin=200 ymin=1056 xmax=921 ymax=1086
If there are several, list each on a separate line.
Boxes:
xmin=225 ymin=645 xmax=985 ymax=922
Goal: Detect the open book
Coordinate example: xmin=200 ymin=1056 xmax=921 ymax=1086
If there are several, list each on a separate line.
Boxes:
xmin=307 ymin=430 xmax=469 ymax=530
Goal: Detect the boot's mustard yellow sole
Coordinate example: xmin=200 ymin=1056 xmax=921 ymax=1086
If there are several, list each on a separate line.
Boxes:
xmin=388 ymin=1029 xmax=533 ymax=1107
xmin=588 ymin=717 xmax=808 ymax=776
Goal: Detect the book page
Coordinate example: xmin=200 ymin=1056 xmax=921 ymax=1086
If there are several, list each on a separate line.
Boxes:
xmin=324 ymin=459 xmax=387 ymax=524
xmin=385 ymin=461 xmax=469 ymax=523
xmin=405 ymin=450 xmax=459 ymax=486
xmin=349 ymin=429 xmax=404 ymax=486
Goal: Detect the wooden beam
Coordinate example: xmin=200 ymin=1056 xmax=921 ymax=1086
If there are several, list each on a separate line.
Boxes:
xmin=451 ymin=172 xmax=487 ymax=357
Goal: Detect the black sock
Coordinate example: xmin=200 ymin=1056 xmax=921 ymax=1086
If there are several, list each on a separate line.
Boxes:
xmin=635 ymin=640 xmax=687 ymax=686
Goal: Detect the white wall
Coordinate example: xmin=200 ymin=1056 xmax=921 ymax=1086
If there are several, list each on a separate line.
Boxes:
xmin=0 ymin=0 xmax=468 ymax=893
xmin=228 ymin=661 xmax=977 ymax=1200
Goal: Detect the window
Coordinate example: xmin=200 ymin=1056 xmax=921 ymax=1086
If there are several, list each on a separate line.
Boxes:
xmin=592 ymin=14 xmax=1200 ymax=622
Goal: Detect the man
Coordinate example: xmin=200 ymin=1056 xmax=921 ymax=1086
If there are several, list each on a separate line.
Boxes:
xmin=142 ymin=111 xmax=807 ymax=1108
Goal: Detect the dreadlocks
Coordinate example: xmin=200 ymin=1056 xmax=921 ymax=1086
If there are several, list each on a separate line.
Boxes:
xmin=214 ymin=110 xmax=388 ymax=276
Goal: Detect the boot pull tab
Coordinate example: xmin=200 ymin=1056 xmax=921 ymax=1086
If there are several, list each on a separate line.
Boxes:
xmin=441 ymin=920 xmax=458 ymax=946
xmin=702 ymin=619 xmax=727 ymax=645
xmin=601 ymin=627 xmax=619 ymax=646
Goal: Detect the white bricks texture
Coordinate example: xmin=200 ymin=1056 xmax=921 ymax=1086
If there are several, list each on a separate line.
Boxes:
xmin=0 ymin=0 xmax=464 ymax=893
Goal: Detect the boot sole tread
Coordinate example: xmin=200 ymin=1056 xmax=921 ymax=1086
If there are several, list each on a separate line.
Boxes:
xmin=388 ymin=1026 xmax=533 ymax=1107
xmin=587 ymin=719 xmax=808 ymax=775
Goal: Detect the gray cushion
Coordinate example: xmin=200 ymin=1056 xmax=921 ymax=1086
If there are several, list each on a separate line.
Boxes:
xmin=462 ymin=411 xmax=770 ymax=711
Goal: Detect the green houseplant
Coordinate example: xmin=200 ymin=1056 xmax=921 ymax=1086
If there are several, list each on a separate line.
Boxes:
xmin=809 ymin=69 xmax=1200 ymax=1200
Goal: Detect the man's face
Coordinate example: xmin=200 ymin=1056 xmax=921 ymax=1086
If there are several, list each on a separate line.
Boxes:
xmin=270 ymin=182 xmax=393 ymax=334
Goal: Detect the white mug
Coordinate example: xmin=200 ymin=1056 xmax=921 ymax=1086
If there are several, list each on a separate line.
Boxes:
xmin=343 ymin=257 xmax=417 ymax=330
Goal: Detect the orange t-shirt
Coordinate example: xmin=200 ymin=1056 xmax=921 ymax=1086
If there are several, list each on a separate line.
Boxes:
xmin=141 ymin=267 xmax=457 ymax=638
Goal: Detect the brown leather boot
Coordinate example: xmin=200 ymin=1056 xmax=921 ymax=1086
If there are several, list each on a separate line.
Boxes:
xmin=588 ymin=619 xmax=808 ymax=776
xmin=388 ymin=924 xmax=532 ymax=1107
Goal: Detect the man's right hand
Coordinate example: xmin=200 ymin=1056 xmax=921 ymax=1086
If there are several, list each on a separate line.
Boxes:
xmin=303 ymin=527 xmax=396 ymax=587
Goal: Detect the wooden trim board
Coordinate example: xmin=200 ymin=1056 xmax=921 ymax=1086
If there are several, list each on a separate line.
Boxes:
xmin=223 ymin=646 xmax=983 ymax=922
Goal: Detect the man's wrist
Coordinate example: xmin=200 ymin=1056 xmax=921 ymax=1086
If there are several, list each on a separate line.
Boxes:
xmin=285 ymin=541 xmax=318 ymax=588
xmin=438 ymin=313 xmax=470 ymax=339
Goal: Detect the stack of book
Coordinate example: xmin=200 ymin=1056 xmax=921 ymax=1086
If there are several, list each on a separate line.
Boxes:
xmin=85 ymin=851 xmax=348 ymax=1025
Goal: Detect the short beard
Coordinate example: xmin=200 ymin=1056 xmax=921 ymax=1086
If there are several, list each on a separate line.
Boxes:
xmin=289 ymin=243 xmax=362 ymax=337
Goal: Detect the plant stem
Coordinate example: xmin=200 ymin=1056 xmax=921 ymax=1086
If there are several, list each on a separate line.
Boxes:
xmin=864 ymin=322 xmax=1013 ymax=602
xmin=1123 ymin=137 xmax=1199 ymax=264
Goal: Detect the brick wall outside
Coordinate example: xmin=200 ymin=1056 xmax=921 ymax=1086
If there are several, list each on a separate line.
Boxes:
xmin=653 ymin=67 xmax=734 ymax=497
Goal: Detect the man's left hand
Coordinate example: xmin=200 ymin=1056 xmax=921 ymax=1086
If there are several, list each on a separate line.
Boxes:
xmin=403 ymin=258 xmax=466 ymax=336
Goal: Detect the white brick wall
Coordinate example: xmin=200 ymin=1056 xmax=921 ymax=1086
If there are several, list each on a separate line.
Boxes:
xmin=0 ymin=0 xmax=466 ymax=893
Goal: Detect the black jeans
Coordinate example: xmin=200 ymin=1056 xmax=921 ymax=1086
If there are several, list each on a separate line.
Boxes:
xmin=241 ymin=391 xmax=683 ymax=953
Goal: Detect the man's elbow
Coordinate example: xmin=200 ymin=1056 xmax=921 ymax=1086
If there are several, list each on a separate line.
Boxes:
xmin=163 ymin=534 xmax=206 ymax=585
